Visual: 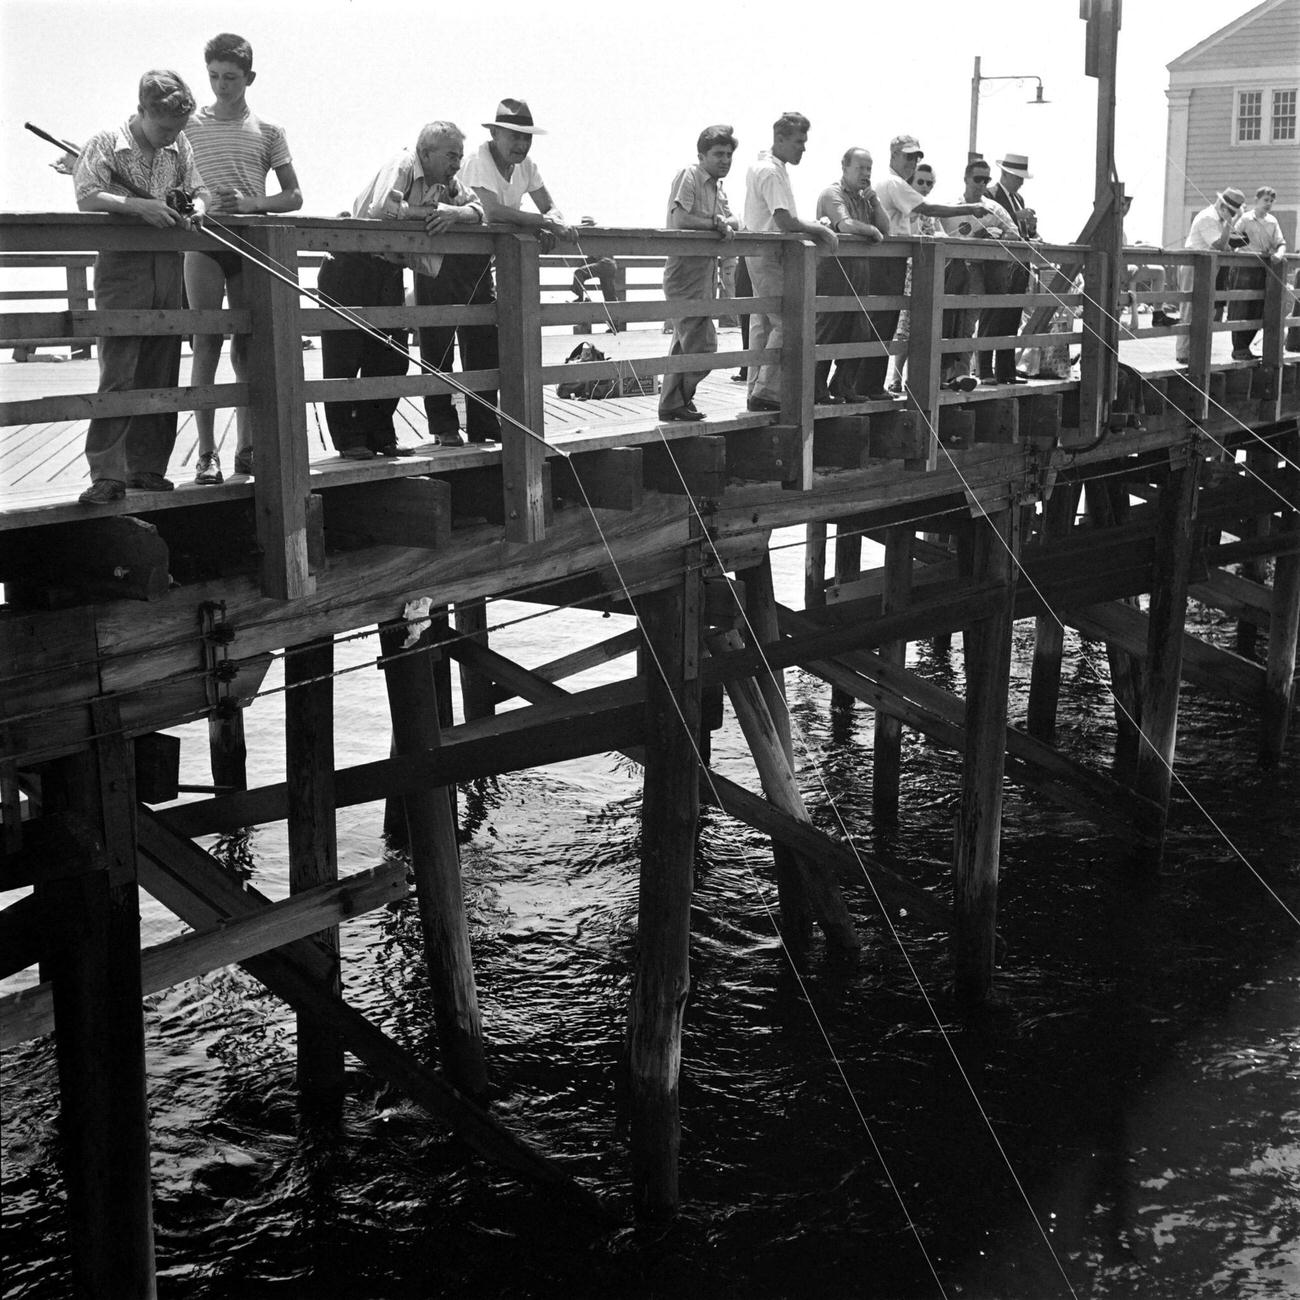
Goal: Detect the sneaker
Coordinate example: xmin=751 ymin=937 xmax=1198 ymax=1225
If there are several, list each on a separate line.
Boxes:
xmin=194 ymin=451 xmax=223 ymax=485
xmin=233 ymin=448 xmax=254 ymax=476
xmin=128 ymin=471 xmax=174 ymax=491
xmin=78 ymin=478 xmax=126 ymax=505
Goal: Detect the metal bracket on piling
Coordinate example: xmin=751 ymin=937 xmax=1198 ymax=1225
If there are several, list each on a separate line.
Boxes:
xmin=199 ymin=601 xmax=240 ymax=714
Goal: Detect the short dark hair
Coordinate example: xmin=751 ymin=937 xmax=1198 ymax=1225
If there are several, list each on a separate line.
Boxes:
xmin=841 ymin=146 xmax=871 ymax=169
xmin=914 ymin=162 xmax=934 ymax=177
xmin=138 ymin=69 xmax=196 ymax=118
xmin=205 ymin=32 xmax=254 ymax=74
xmin=965 ymin=160 xmax=991 ymax=179
xmin=773 ymin=111 xmax=810 ymax=138
xmin=698 ymin=124 xmax=737 ymax=154
xmin=1256 ymin=185 xmax=1276 ymax=199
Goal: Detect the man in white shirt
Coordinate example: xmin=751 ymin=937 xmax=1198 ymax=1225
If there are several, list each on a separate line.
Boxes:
xmin=1175 ymin=187 xmax=1245 ymax=363
xmin=867 ymin=134 xmax=988 ymax=399
xmin=742 ymin=112 xmax=838 ymax=412
xmin=1230 ymin=185 xmax=1288 ymax=360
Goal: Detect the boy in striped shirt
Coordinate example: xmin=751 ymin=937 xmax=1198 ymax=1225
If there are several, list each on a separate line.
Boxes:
xmin=184 ymin=32 xmax=301 ymax=482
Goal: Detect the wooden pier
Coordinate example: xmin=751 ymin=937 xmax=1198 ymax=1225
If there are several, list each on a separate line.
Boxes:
xmin=3 ymin=186 xmax=1299 ymax=1289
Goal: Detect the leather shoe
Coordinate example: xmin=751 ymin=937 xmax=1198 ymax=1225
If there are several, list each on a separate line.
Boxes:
xmin=837 ymin=391 xmax=870 ymax=404
xmin=814 ymin=390 xmax=843 ymax=405
xmin=746 ymin=397 xmax=781 ymax=412
xmin=865 ymin=389 xmax=899 ymax=402
xmin=660 ymin=406 xmax=706 ymax=422
xmin=944 ymin=375 xmax=978 ymax=393
xmin=376 ymin=443 xmax=417 ymax=456
xmin=1152 ymin=310 xmax=1179 ymax=328
xmin=128 ymin=471 xmax=174 ymax=491
xmin=78 ymin=478 xmax=126 ymax=505
xmin=339 ymin=446 xmax=375 ymax=460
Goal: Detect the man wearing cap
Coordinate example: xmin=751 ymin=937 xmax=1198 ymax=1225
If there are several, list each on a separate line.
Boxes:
xmin=976 ymin=152 xmax=1036 ymax=385
xmin=742 ymin=112 xmax=838 ymax=413
xmin=1174 ymin=186 xmax=1245 ymax=364
xmin=867 ymin=134 xmax=989 ymax=400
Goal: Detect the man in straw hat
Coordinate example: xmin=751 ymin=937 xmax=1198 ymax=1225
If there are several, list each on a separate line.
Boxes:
xmin=977 ymin=151 xmax=1036 ymax=385
xmin=1174 ymin=186 xmax=1245 ymax=364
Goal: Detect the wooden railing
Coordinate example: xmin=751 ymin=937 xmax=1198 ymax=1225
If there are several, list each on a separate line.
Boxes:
xmin=2 ymin=214 xmax=1297 ymax=603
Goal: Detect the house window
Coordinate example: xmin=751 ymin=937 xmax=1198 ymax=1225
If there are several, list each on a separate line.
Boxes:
xmin=1233 ymin=85 xmax=1299 ymax=145
xmin=1237 ymin=90 xmax=1263 ymax=142
xmin=1274 ymin=88 xmax=1297 ymax=142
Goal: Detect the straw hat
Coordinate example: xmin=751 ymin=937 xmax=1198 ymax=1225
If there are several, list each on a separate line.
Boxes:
xmin=482 ymin=98 xmax=546 ymax=135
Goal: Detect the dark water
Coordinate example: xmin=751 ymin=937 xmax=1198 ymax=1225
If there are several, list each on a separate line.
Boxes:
xmin=4 ymin=536 xmax=1299 ymax=1299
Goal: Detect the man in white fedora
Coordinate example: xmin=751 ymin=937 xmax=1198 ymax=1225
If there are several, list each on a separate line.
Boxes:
xmin=1174 ymin=186 xmax=1245 ymax=364
xmin=977 ymin=151 xmax=1036 ymax=385
xmin=460 ymin=97 xmax=575 ymax=250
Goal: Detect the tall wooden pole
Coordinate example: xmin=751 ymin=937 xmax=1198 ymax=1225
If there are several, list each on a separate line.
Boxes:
xmin=454 ymin=598 xmax=496 ymax=724
xmin=1261 ymin=432 xmax=1300 ymax=765
xmin=831 ymin=516 xmax=863 ymax=711
xmin=208 ymin=700 xmax=247 ymax=793
xmin=1133 ymin=455 xmax=1201 ymax=858
xmin=39 ymin=714 xmax=156 ymax=1298
xmin=627 ymin=567 xmax=701 ymax=1218
xmin=953 ymin=506 xmax=1020 ymax=1006
xmin=1026 ymin=486 xmax=1078 ymax=743
xmin=379 ymin=617 xmax=486 ymax=1099
xmin=873 ymin=526 xmax=913 ymax=821
xmin=284 ymin=637 xmax=344 ymax=1120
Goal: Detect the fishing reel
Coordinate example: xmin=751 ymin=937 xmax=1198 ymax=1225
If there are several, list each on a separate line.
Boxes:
xmin=166 ymin=186 xmax=198 ymax=216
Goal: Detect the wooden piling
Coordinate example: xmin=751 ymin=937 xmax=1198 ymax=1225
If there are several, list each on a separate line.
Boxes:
xmin=284 ymin=637 xmax=345 ymax=1119
xmin=378 ymin=617 xmax=487 ymax=1099
xmin=208 ymin=699 xmax=247 ymax=792
xmin=38 ymin=725 xmax=155 ymax=1298
xmin=1026 ymin=486 xmax=1077 ymax=743
xmin=1085 ymin=478 xmax=1143 ymax=779
xmin=1236 ymin=442 xmax=1274 ymax=659
xmin=455 ymin=598 xmax=496 ymax=723
xmin=831 ymin=516 xmax=863 ymax=711
xmin=1133 ymin=456 xmax=1202 ymax=856
xmin=1261 ymin=433 xmax=1300 ymax=766
xmin=626 ymin=572 xmax=701 ymax=1218
xmin=873 ymin=526 xmax=913 ymax=822
xmin=952 ymin=507 xmax=1020 ymax=1006
xmin=805 ymin=521 xmax=827 ymax=612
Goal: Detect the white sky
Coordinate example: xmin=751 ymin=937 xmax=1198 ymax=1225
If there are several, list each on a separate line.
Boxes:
xmin=0 ymin=0 xmax=1267 ymax=243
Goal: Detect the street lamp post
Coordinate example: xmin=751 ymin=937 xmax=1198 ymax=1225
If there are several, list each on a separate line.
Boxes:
xmin=968 ymin=56 xmax=1049 ymax=161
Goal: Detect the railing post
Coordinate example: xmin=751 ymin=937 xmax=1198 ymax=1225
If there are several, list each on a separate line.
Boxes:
xmin=906 ymin=240 xmax=945 ymax=471
xmin=495 ymin=233 xmax=547 ymax=543
xmin=779 ymin=238 xmax=817 ymax=488
xmin=244 ymin=222 xmax=314 ymax=601
xmin=1259 ymin=256 xmax=1287 ymax=423
xmin=1184 ymin=251 xmax=1217 ymax=421
xmin=65 ymin=260 xmax=92 ymax=359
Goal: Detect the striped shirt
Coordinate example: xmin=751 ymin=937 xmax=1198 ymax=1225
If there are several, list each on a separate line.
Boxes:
xmin=73 ymin=119 xmax=205 ymax=204
xmin=184 ymin=105 xmax=292 ymax=199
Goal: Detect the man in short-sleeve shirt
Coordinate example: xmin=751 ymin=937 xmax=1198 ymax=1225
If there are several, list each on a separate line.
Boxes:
xmin=658 ymin=124 xmax=740 ymax=421
xmin=742 ymin=112 xmax=837 ymax=411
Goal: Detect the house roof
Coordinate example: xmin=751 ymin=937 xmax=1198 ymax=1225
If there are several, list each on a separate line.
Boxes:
xmin=1167 ymin=0 xmax=1297 ymax=71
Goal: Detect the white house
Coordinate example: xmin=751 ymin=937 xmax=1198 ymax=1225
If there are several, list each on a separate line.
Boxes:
xmin=1163 ymin=0 xmax=1299 ymax=248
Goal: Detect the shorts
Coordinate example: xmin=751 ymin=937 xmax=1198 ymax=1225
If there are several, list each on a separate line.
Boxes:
xmin=191 ymin=247 xmax=244 ymax=279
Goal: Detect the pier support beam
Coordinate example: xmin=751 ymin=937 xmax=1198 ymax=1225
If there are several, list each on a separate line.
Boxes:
xmin=1134 ymin=456 xmax=1202 ymax=857
xmin=831 ymin=516 xmax=863 ymax=711
xmin=1027 ymin=486 xmax=1077 ymax=743
xmin=379 ymin=617 xmax=486 ymax=1100
xmin=1085 ymin=479 xmax=1143 ymax=779
xmin=873 ymin=526 xmax=913 ymax=822
xmin=626 ymin=571 xmax=702 ymax=1218
xmin=455 ymin=598 xmax=496 ymax=723
xmin=1261 ymin=433 xmax=1300 ymax=766
xmin=208 ymin=700 xmax=247 ymax=793
xmin=39 ymin=723 xmax=155 ymax=1298
xmin=285 ymin=637 xmax=344 ymax=1121
xmin=953 ymin=506 xmax=1020 ymax=1006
